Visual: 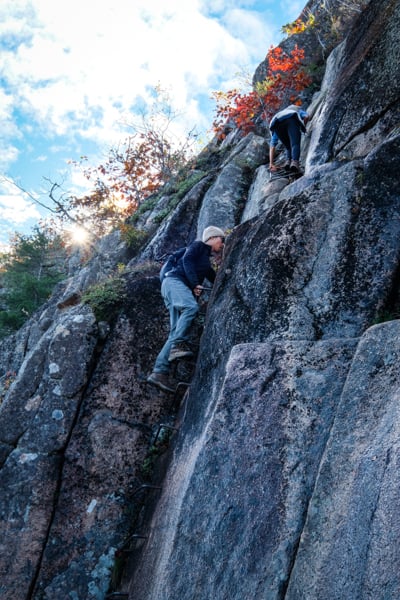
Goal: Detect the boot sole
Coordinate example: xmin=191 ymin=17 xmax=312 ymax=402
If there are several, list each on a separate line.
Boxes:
xmin=146 ymin=377 xmax=176 ymax=392
xmin=168 ymin=351 xmax=194 ymax=362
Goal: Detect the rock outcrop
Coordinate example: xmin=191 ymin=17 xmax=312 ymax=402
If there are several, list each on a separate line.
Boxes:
xmin=127 ymin=0 xmax=400 ymax=598
xmin=0 ymin=0 xmax=399 ymax=598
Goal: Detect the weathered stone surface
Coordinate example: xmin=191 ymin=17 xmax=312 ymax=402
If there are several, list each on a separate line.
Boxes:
xmin=0 ymin=451 xmax=60 ymax=600
xmin=307 ymin=0 xmax=400 ymax=167
xmin=0 ymin=0 xmax=399 ymax=597
xmin=128 ymin=339 xmax=358 ymax=599
xmin=29 ymin=275 xmax=178 ymax=599
xmin=0 ymin=271 xmax=178 ymax=599
xmin=64 ymin=230 xmax=131 ymax=296
xmin=286 ymin=320 xmax=400 ymax=599
xmin=0 ymin=306 xmax=98 ymax=449
xmin=196 ymin=133 xmax=268 ymax=235
xmin=206 ymin=152 xmax=400 ymax=364
xmin=241 ymin=165 xmax=287 ymax=222
xmin=0 ymin=306 xmax=99 ymax=599
xmin=137 ymin=175 xmax=212 ymax=261
xmin=0 ymin=301 xmax=57 ymax=404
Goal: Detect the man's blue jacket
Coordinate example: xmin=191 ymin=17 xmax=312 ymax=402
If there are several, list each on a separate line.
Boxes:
xmin=166 ymin=241 xmax=216 ymax=290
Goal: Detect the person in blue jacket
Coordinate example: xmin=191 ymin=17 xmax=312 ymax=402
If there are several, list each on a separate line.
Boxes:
xmin=269 ymin=104 xmax=309 ymax=173
xmin=147 ymin=225 xmax=225 ymax=392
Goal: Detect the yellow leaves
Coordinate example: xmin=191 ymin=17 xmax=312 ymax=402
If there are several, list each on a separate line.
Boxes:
xmin=254 ymin=78 xmax=274 ymax=96
xmin=281 ymin=13 xmax=316 ymax=37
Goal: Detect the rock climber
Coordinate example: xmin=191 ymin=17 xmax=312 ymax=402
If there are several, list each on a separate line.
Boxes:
xmin=269 ymin=104 xmax=309 ymax=174
xmin=147 ymin=225 xmax=225 ymax=392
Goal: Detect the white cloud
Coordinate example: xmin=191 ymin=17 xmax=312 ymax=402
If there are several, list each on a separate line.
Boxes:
xmin=0 ymin=0 xmax=279 ymax=148
xmin=0 ymin=179 xmax=41 ymax=225
xmin=218 ymin=7 xmax=276 ymax=57
xmin=0 ymin=0 xmax=297 ymax=236
xmin=0 ymin=196 xmax=39 ymax=223
xmin=0 ymin=145 xmax=20 ymax=171
xmin=0 ymin=89 xmax=21 ymax=169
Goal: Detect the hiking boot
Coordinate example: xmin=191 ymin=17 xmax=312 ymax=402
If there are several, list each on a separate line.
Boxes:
xmin=147 ymin=372 xmax=176 ymax=392
xmin=168 ymin=342 xmax=194 ymax=362
xmin=290 ymin=160 xmax=301 ymax=173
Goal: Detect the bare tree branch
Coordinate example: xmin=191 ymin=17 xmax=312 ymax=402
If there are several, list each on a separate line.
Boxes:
xmin=1 ymin=175 xmax=100 ymax=255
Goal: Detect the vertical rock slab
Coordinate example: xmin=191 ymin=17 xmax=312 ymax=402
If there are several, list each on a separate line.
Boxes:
xmin=307 ymin=0 xmax=400 ymax=166
xmin=0 ymin=307 xmax=98 ymax=600
xmin=128 ymin=338 xmax=357 ymax=599
xmin=31 ymin=276 xmax=174 ymax=599
xmin=0 ymin=452 xmax=60 ymax=599
xmin=196 ymin=133 xmax=268 ymax=234
xmin=206 ymin=148 xmax=400 ymax=366
xmin=286 ymin=320 xmax=400 ymax=600
xmin=241 ymin=165 xmax=287 ymax=222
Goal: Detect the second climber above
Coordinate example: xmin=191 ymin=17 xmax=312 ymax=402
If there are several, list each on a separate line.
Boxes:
xmin=269 ymin=104 xmax=309 ymax=174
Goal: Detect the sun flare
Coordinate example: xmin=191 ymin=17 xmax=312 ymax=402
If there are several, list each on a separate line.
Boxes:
xmin=69 ymin=226 xmax=89 ymax=245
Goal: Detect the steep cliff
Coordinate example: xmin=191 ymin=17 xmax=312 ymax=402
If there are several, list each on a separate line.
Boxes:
xmin=0 ymin=0 xmax=399 ymax=598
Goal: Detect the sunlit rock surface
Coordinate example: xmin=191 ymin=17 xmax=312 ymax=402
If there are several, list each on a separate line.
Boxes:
xmin=0 ymin=0 xmax=400 ymax=597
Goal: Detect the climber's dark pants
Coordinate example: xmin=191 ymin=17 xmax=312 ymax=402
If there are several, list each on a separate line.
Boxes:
xmin=273 ymin=115 xmax=302 ymax=161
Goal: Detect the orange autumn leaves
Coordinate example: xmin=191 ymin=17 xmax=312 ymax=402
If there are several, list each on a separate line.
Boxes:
xmin=212 ymin=45 xmax=312 ymax=139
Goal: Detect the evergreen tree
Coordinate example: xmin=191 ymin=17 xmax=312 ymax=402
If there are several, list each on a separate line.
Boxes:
xmin=0 ymin=226 xmax=66 ymax=336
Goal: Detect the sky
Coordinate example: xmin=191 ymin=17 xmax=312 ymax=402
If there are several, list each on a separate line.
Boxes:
xmin=0 ymin=0 xmax=303 ymax=246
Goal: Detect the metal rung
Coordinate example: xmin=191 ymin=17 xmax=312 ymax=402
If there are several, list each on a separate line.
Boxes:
xmin=105 ymin=593 xmax=129 ymax=599
xmin=153 ymin=423 xmax=178 ymax=445
xmin=176 ymin=381 xmax=190 ymax=390
xmin=131 ymin=484 xmax=162 ymax=497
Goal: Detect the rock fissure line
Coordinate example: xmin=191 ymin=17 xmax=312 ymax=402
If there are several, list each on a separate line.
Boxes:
xmin=358 ymin=445 xmax=392 ymax=597
xmin=27 ymin=328 xmax=105 ymax=599
xmin=26 ymin=461 xmax=62 ymax=600
xmin=335 ymin=101 xmax=400 ymax=155
xmin=299 ymin=192 xmax=335 ymax=340
xmin=282 ymin=337 xmax=360 ymax=599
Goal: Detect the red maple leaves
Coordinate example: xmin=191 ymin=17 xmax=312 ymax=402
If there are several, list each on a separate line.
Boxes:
xmin=212 ymin=45 xmax=312 ymax=139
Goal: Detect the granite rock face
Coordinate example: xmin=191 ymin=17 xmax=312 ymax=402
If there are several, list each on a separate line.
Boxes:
xmin=0 ymin=0 xmax=400 ymax=598
xmin=130 ymin=322 xmax=400 ymax=600
xmin=196 ymin=132 xmax=269 ymax=236
xmin=0 ymin=273 xmax=176 ymax=599
xmin=307 ymin=0 xmax=400 ymax=168
xmin=214 ymin=148 xmax=400 ymax=349
xmin=286 ymin=321 xmax=400 ymax=600
xmin=128 ymin=339 xmax=358 ymax=600
xmin=0 ymin=306 xmax=99 ymax=599
xmin=125 ymin=1 xmax=400 ymax=598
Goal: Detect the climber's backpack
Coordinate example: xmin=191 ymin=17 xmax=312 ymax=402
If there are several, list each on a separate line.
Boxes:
xmin=159 ymin=247 xmax=186 ymax=282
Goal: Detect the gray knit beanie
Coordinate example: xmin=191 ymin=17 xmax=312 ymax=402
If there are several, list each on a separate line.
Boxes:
xmin=202 ymin=226 xmax=225 ymax=243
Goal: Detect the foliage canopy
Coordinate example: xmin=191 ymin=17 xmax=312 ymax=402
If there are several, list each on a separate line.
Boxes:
xmin=212 ymin=44 xmax=312 ymax=139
